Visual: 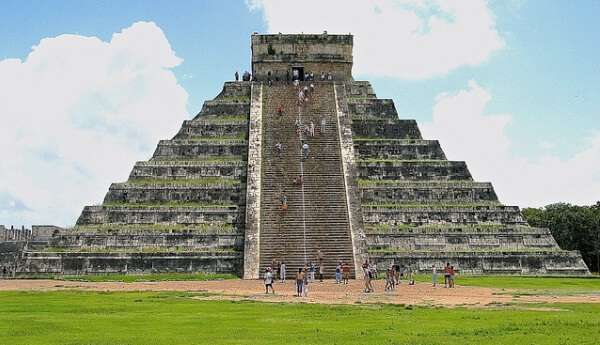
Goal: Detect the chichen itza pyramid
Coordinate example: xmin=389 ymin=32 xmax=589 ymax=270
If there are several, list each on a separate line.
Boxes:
xmin=0 ymin=33 xmax=589 ymax=277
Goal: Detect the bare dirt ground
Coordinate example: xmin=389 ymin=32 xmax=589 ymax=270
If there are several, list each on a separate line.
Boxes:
xmin=1 ymin=278 xmax=598 ymax=308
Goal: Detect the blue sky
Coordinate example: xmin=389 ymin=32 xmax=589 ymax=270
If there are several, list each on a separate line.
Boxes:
xmin=1 ymin=0 xmax=598 ymax=227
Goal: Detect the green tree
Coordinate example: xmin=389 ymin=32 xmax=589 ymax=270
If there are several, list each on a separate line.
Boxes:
xmin=523 ymin=202 xmax=600 ymax=272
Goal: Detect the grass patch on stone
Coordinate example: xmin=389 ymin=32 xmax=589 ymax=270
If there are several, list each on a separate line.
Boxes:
xmin=368 ymin=249 xmax=557 ymax=254
xmin=198 ymin=115 xmax=249 ymax=121
xmin=102 ymin=202 xmax=238 ymax=207
xmin=357 ymin=158 xmax=448 ymax=163
xmin=69 ymin=223 xmax=236 ymax=231
xmin=33 ymin=248 xmax=237 ymax=254
xmin=0 ymin=290 xmax=598 ymax=344
xmin=358 ymin=179 xmax=475 ymax=185
xmin=353 ymin=138 xmax=427 ymax=142
xmin=150 ymin=158 xmax=245 ymax=163
xmin=64 ymin=273 xmax=238 ymax=283
xmin=218 ymin=95 xmax=251 ymax=101
xmin=127 ymin=179 xmax=241 ymax=185
xmin=184 ymin=136 xmax=247 ymax=141
xmin=361 ymin=203 xmax=504 ymax=207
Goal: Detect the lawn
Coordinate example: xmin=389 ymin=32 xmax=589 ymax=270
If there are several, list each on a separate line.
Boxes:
xmin=0 ymin=290 xmax=598 ymax=344
xmin=412 ymin=275 xmax=600 ymax=294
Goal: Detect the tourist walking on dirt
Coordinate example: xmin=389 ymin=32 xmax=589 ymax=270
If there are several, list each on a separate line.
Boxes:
xmin=296 ymin=268 xmax=304 ymax=297
xmin=432 ymin=265 xmax=437 ymax=287
xmin=309 ymin=262 xmax=315 ymax=283
xmin=264 ymin=267 xmax=274 ymax=294
xmin=443 ymin=262 xmax=451 ymax=288
xmin=2 ymin=265 xmax=6 ymax=279
xmin=342 ymin=263 xmax=351 ymax=285
xmin=394 ymin=264 xmax=401 ymax=285
xmin=385 ymin=266 xmax=395 ymax=291
xmin=335 ymin=263 xmax=342 ymax=284
xmin=363 ymin=263 xmax=373 ymax=293
xmin=450 ymin=266 xmax=456 ymax=288
xmin=280 ymin=261 xmax=286 ymax=282
xmin=319 ymin=264 xmax=324 ymax=282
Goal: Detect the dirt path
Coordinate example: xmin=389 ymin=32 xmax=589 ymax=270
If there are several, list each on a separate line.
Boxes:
xmin=1 ymin=278 xmax=598 ymax=308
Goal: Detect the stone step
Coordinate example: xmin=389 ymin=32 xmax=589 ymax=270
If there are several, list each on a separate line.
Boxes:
xmin=354 ymin=139 xmax=446 ymax=160
xmin=103 ymin=183 xmax=246 ymax=205
xmin=76 ymin=205 xmax=245 ymax=226
xmin=130 ymin=161 xmax=247 ymax=180
xmin=347 ymin=99 xmax=401 ymax=121
xmin=361 ymin=205 xmax=528 ymax=226
xmin=357 ymin=160 xmax=472 ymax=181
xmin=351 ymin=119 xmax=423 ymax=139
xmin=360 ymin=181 xmax=499 ymax=204
xmin=368 ymin=250 xmax=589 ymax=275
xmin=192 ymin=100 xmax=250 ymax=119
xmin=152 ymin=139 xmax=248 ymax=160
xmin=175 ymin=119 xmax=248 ymax=139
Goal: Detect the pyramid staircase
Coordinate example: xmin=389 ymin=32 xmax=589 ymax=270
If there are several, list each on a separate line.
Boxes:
xmin=257 ymin=82 xmax=356 ymax=277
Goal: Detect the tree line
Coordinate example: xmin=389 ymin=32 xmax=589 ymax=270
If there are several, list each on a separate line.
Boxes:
xmin=522 ymin=202 xmax=600 ymax=273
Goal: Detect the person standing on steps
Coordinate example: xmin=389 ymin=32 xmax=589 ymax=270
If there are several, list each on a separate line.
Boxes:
xmin=309 ymin=121 xmax=315 ymax=136
xmin=286 ymin=70 xmax=290 ymax=84
xmin=277 ymin=103 xmax=284 ymax=117
xmin=321 ymin=117 xmax=326 ymax=133
xmin=275 ymin=142 xmax=282 ymax=154
xmin=275 ymin=70 xmax=280 ymax=82
xmin=321 ymin=71 xmax=326 ymax=81
xmin=282 ymin=195 xmax=288 ymax=211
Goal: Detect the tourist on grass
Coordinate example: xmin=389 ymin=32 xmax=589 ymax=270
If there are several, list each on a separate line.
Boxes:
xmin=443 ymin=262 xmax=451 ymax=288
xmin=264 ymin=267 xmax=274 ymax=294
xmin=296 ymin=268 xmax=304 ymax=297
xmin=432 ymin=264 xmax=437 ymax=287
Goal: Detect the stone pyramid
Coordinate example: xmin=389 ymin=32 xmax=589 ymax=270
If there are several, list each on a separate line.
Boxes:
xmin=6 ymin=33 xmax=588 ymax=277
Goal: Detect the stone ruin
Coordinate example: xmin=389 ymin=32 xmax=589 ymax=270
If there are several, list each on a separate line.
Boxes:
xmin=1 ymin=33 xmax=589 ymax=278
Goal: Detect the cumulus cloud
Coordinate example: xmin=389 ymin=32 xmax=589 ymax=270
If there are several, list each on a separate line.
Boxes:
xmin=0 ymin=22 xmax=189 ymax=227
xmin=421 ymin=81 xmax=600 ymax=207
xmin=247 ymin=0 xmax=503 ymax=79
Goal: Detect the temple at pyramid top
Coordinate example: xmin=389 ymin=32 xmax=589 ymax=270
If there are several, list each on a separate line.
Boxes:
xmin=251 ymin=33 xmax=354 ymax=81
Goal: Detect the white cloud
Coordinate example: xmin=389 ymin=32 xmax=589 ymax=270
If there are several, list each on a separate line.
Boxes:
xmin=539 ymin=140 xmax=556 ymax=150
xmin=0 ymin=22 xmax=189 ymax=227
xmin=247 ymin=0 xmax=503 ymax=79
xmin=421 ymin=81 xmax=600 ymax=208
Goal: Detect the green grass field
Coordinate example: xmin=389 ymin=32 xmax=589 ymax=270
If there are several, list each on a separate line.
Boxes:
xmin=0 ymin=290 xmax=598 ymax=344
xmin=413 ymin=275 xmax=600 ymax=295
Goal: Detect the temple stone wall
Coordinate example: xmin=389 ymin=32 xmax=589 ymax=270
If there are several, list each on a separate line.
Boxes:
xmin=251 ymin=33 xmax=353 ymax=81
